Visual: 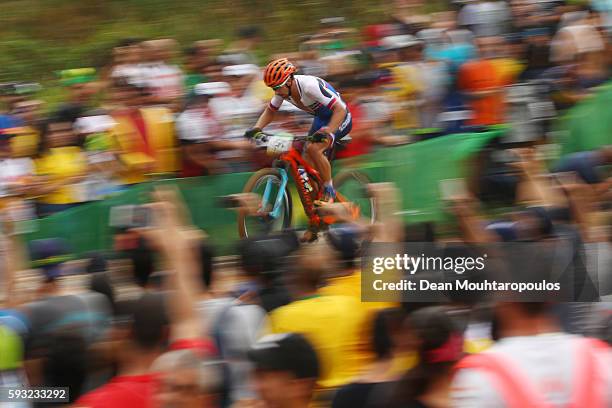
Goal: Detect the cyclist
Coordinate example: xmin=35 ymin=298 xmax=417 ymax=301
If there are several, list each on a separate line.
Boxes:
xmin=245 ymin=58 xmax=352 ymax=205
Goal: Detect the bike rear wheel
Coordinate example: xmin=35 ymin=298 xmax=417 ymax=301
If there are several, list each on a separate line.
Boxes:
xmin=238 ymin=168 xmax=293 ymax=239
xmin=333 ymin=170 xmax=376 ymax=224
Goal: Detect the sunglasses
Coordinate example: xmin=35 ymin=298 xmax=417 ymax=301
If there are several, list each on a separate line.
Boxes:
xmin=272 ymin=77 xmax=291 ymax=91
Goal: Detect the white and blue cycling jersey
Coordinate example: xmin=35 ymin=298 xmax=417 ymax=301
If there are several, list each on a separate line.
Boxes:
xmin=268 ymin=75 xmax=352 ymax=139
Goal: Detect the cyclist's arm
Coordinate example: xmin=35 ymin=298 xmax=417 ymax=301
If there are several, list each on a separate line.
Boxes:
xmin=254 ymin=106 xmax=276 ymax=129
xmin=254 ymin=96 xmax=283 ymax=129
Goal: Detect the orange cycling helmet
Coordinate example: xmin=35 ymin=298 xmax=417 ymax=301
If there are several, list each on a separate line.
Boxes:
xmin=263 ymin=58 xmax=297 ymax=89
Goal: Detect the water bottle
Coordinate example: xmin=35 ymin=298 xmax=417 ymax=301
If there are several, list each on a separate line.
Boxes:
xmin=298 ymin=168 xmax=313 ymax=193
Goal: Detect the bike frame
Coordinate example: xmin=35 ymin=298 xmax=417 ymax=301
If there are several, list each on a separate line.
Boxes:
xmin=261 ymin=145 xmax=324 ymax=226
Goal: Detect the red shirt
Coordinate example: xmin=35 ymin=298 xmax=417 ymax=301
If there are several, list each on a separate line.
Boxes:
xmin=75 ymin=374 xmax=158 ymax=408
xmin=458 ymin=59 xmax=506 ymax=126
xmin=335 ymin=103 xmax=372 ymax=159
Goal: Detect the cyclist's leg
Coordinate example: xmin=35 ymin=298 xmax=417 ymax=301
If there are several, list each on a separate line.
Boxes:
xmin=304 ymin=116 xmax=333 ymax=182
xmin=329 ymin=111 xmax=353 ymax=159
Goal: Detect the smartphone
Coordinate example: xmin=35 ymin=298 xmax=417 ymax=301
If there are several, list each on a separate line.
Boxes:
xmin=132 ymin=206 xmax=152 ymax=228
xmin=109 ymin=205 xmax=152 ymax=229
xmin=439 ymin=178 xmax=468 ymax=201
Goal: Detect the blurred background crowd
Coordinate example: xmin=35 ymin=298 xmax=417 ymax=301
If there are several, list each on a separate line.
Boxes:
xmin=0 ymin=0 xmax=611 ymax=213
xmin=1 ymin=0 xmax=611 ymax=406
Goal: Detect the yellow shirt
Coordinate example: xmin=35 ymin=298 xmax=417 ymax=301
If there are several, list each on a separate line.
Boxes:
xmin=383 ymin=64 xmax=423 ymax=129
xmin=269 ymin=294 xmax=363 ymax=389
xmin=6 ymin=126 xmax=40 ymax=158
xmin=35 ymin=146 xmax=87 ymax=204
xmin=110 ymin=107 xmax=178 ymax=184
xmin=319 ymin=272 xmax=398 ymax=373
xmin=490 ymin=58 xmax=524 ymax=85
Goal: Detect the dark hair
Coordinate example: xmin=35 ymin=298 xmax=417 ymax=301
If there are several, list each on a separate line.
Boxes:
xmin=43 ymin=332 xmax=88 ymax=403
xmin=183 ymin=93 xmax=209 ymax=110
xmin=131 ymin=292 xmax=169 ymax=350
xmin=184 ymin=45 xmax=199 ymax=57
xmin=54 ymin=104 xmax=84 ymax=124
xmin=37 ymin=116 xmax=76 ymax=156
xmin=372 ymin=308 xmax=404 ymax=360
xmin=129 ymin=237 xmax=156 ymax=288
xmin=112 ymin=78 xmax=150 ymax=97
xmin=116 ymin=38 xmax=145 ymax=48
xmin=392 ymin=307 xmax=461 ymax=404
xmin=90 ymin=272 xmax=116 ymax=315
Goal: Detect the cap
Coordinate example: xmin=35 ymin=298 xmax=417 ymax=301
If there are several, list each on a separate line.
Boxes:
xmin=194 ymin=82 xmax=231 ymax=96
xmin=248 ymin=333 xmax=319 ymax=379
xmin=58 ymin=68 xmax=97 ymax=86
xmin=326 ymin=224 xmax=361 ymax=261
xmin=380 ymin=35 xmax=422 ymax=50
xmin=74 ymin=115 xmax=117 ymax=134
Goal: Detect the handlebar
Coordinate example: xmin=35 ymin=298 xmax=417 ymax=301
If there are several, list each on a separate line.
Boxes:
xmin=251 ymin=132 xmax=311 ymax=148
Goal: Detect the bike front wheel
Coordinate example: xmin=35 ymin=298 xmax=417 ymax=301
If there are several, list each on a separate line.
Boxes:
xmin=238 ymin=168 xmax=293 ymax=239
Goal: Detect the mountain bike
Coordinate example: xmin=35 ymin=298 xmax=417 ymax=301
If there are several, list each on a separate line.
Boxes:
xmin=238 ymin=132 xmax=375 ymax=240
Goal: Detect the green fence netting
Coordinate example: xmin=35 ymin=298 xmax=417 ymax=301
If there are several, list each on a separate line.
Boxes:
xmin=24 ymin=129 xmax=504 ymax=256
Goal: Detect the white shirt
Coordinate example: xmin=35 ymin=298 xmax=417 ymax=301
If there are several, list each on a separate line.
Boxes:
xmin=452 ymin=333 xmax=612 ymax=407
xmin=176 ymin=108 xmax=221 ymax=143
xmin=140 ymin=62 xmax=184 ymax=99
xmin=0 ymin=158 xmax=34 ymax=197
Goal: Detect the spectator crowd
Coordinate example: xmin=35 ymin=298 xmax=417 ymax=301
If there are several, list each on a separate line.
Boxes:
xmin=0 ymin=0 xmax=611 ymax=407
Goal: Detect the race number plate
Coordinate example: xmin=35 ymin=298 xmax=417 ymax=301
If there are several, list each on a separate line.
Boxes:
xmin=267 ymin=136 xmax=293 ymax=155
